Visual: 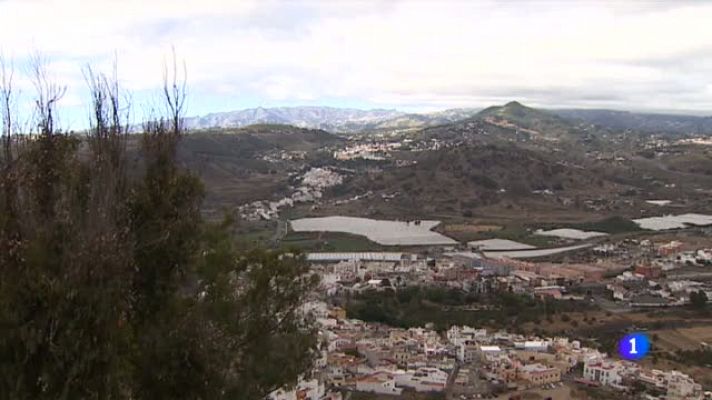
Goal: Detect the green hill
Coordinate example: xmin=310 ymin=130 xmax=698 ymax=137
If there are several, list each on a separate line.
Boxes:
xmin=476 ymin=101 xmax=582 ymax=141
xmin=124 ymin=124 xmax=343 ymax=217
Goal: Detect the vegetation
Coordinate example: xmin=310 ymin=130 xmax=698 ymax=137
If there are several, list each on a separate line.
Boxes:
xmin=0 ymin=56 xmax=317 ymax=399
xmin=570 ymin=216 xmax=643 ymax=234
xmin=689 ymin=290 xmax=709 ymax=310
xmin=281 ymin=231 xmax=386 ymax=252
xmin=490 ymin=225 xmax=555 ymax=247
xmin=344 ymin=286 xmax=594 ymax=332
xmin=441 ymin=223 xmax=554 ymax=247
xmin=673 ymin=349 xmax=712 ymax=367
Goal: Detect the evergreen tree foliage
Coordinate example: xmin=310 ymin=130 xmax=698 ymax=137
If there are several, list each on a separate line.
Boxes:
xmin=0 ymin=56 xmax=317 ymax=399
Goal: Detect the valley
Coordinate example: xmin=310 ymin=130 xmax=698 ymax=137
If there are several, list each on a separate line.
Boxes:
xmin=173 ymin=102 xmax=712 ymax=254
xmin=168 ymin=103 xmax=712 ymax=397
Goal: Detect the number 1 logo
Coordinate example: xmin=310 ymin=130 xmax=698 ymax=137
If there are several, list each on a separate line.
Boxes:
xmin=619 ymin=333 xmax=650 ymax=360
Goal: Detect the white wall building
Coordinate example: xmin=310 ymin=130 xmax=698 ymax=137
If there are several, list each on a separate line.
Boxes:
xmin=665 ymin=370 xmax=702 ymax=400
xmin=457 ymin=340 xmax=479 ymax=363
xmin=447 ymin=325 xmax=487 ymax=347
xmin=394 ymin=368 xmax=449 ymax=392
xmin=268 ymin=378 xmax=325 ymax=400
xmin=356 ymin=372 xmax=403 ymax=395
xmin=583 ymin=359 xmax=626 ymax=386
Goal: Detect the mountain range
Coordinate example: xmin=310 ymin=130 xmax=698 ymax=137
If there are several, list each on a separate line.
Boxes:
xmin=168 ymin=100 xmax=712 ymax=222
xmin=185 ymin=104 xmax=712 ymax=135
xmin=184 ymin=106 xmax=479 ymax=133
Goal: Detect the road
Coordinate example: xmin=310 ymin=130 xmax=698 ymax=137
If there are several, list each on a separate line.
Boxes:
xmin=668 ymin=271 xmax=712 ymax=280
xmin=272 ymin=219 xmax=288 ymax=245
xmin=447 ymin=360 xmax=491 ymax=400
xmin=592 ymin=295 xmax=633 ymax=314
xmin=445 ymin=364 xmax=460 ymax=400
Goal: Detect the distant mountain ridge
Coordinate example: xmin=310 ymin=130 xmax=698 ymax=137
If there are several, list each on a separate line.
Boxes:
xmin=184 ymin=103 xmax=712 ymax=136
xmin=552 ymin=109 xmax=712 ymax=135
xmin=184 ymin=106 xmax=479 ymax=133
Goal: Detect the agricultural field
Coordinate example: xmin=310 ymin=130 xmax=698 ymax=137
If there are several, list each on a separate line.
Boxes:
xmin=290 ymin=216 xmax=457 ymax=245
xmin=438 ymin=223 xmax=558 ymax=248
xmin=279 ymin=231 xmax=386 ymax=252
xmin=650 ymin=326 xmax=712 ymax=352
xmin=633 ymin=213 xmax=712 ymax=231
xmin=534 ymin=228 xmax=608 ymax=240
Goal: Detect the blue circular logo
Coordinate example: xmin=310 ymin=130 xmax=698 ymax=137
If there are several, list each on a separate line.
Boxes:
xmin=618 ymin=333 xmax=651 ymax=360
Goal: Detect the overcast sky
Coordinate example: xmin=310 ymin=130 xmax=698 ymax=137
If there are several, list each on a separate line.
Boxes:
xmin=1 ymin=0 xmax=712 ymax=127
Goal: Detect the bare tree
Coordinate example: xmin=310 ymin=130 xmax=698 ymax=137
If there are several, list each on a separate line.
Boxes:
xmin=0 ymin=53 xmax=14 ymax=161
xmin=29 ymin=53 xmax=66 ymax=136
xmin=84 ymin=59 xmax=130 ymax=167
xmin=26 ymin=53 xmax=68 ymax=220
xmin=0 ymin=54 xmax=20 ymax=228
xmin=82 ymin=60 xmax=132 ymax=248
xmin=163 ymin=46 xmax=187 ymax=135
xmin=141 ymin=48 xmax=187 ymax=170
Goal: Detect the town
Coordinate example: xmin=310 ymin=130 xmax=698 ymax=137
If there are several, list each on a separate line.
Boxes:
xmin=270 ymin=234 xmax=712 ymax=400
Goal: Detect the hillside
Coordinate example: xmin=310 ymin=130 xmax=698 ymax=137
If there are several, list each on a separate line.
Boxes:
xmin=326 ymin=142 xmax=627 ymax=220
xmin=411 ymin=102 xmax=603 ymax=160
xmin=124 ymin=124 xmax=342 ymax=218
xmin=306 ymin=103 xmax=712 ymax=223
xmin=145 ymin=104 xmax=712 ymax=225
xmin=195 ymin=124 xmax=345 ymax=152
xmin=553 ymin=109 xmax=712 ymax=136
xmin=475 ymin=101 xmax=586 ymax=141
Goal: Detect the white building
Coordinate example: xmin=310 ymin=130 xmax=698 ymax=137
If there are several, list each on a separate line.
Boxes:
xmin=457 ymin=340 xmax=480 ymax=363
xmin=480 ymin=345 xmax=503 ymax=357
xmin=447 ymin=325 xmax=487 ymax=347
xmin=696 ymin=249 xmax=712 ymax=263
xmin=268 ymin=378 xmax=325 ymax=400
xmin=394 ymin=368 xmax=449 ymax=392
xmin=583 ymin=359 xmax=626 ymax=386
xmin=307 ymin=252 xmax=404 ymax=263
xmin=665 ymin=370 xmax=702 ymax=400
xmin=356 ymin=372 xmax=403 ymax=396
xmin=514 ymin=340 xmax=550 ymax=352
